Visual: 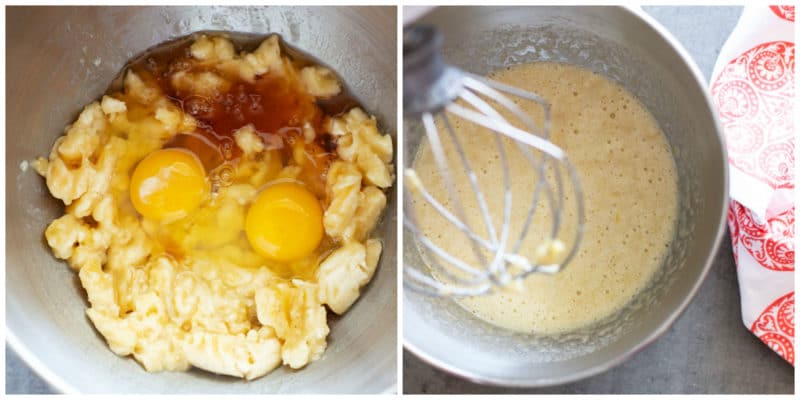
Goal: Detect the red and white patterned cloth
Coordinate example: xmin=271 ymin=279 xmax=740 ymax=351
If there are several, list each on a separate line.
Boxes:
xmin=710 ymin=5 xmax=795 ymax=365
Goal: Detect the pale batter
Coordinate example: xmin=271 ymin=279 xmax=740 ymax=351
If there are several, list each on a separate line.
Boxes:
xmin=412 ymin=62 xmax=678 ymax=334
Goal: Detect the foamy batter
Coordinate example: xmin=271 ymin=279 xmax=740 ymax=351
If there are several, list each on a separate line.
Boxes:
xmin=412 ymin=62 xmax=678 ymax=334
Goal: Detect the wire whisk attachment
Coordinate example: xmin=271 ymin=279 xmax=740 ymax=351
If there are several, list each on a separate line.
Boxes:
xmin=403 ymin=25 xmax=585 ymax=297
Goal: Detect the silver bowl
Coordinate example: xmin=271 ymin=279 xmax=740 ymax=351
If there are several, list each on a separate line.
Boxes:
xmin=6 ymin=6 xmax=396 ymax=394
xmin=403 ymin=6 xmax=727 ymax=386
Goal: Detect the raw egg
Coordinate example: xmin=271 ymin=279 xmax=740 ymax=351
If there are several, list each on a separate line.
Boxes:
xmin=245 ymin=181 xmax=324 ymax=262
xmin=130 ymin=148 xmax=208 ymax=221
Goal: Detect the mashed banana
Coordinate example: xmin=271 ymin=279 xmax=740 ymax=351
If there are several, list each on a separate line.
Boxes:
xmin=33 ymin=34 xmax=392 ymax=379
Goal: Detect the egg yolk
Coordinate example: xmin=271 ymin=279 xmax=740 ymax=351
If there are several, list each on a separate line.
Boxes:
xmin=130 ymin=148 xmax=208 ymax=221
xmin=245 ymin=182 xmax=324 ymax=262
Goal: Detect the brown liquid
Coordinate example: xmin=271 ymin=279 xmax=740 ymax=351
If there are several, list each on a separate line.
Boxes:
xmin=107 ymin=31 xmax=361 ymax=197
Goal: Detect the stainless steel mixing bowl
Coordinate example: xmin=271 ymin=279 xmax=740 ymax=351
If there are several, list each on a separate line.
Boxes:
xmin=6 ymin=6 xmax=396 ymax=394
xmin=403 ymin=6 xmax=727 ymax=386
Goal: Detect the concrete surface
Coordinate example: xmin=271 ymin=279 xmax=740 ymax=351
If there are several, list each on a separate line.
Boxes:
xmin=403 ymin=6 xmax=795 ymax=395
xmin=5 ymin=348 xmax=53 ymax=394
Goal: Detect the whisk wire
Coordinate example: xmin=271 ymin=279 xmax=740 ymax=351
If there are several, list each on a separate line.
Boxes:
xmin=460 ymin=78 xmax=556 ymax=258
xmin=422 ymin=113 xmax=491 ymax=270
xmin=404 ymin=265 xmax=491 ymax=297
xmin=446 ymin=103 xmax=565 ymax=159
xmin=441 ymin=113 xmax=499 ymax=245
xmin=456 ymin=89 xmax=517 ymax=285
xmin=466 ymin=72 xmax=553 ymax=136
xmin=403 ymin=217 xmax=489 ymax=277
xmin=466 ymin=78 xmax=570 ymax=243
xmin=462 ymin=76 xmax=587 ymax=277
xmin=405 ymin=169 xmax=494 ymax=250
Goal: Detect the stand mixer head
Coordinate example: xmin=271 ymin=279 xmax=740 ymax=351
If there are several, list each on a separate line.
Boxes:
xmin=403 ymin=25 xmax=585 ymax=297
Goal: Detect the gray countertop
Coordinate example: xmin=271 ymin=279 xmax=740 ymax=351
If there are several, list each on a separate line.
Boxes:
xmin=403 ymin=6 xmax=795 ymax=395
xmin=5 ymin=5 xmax=795 ymax=396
